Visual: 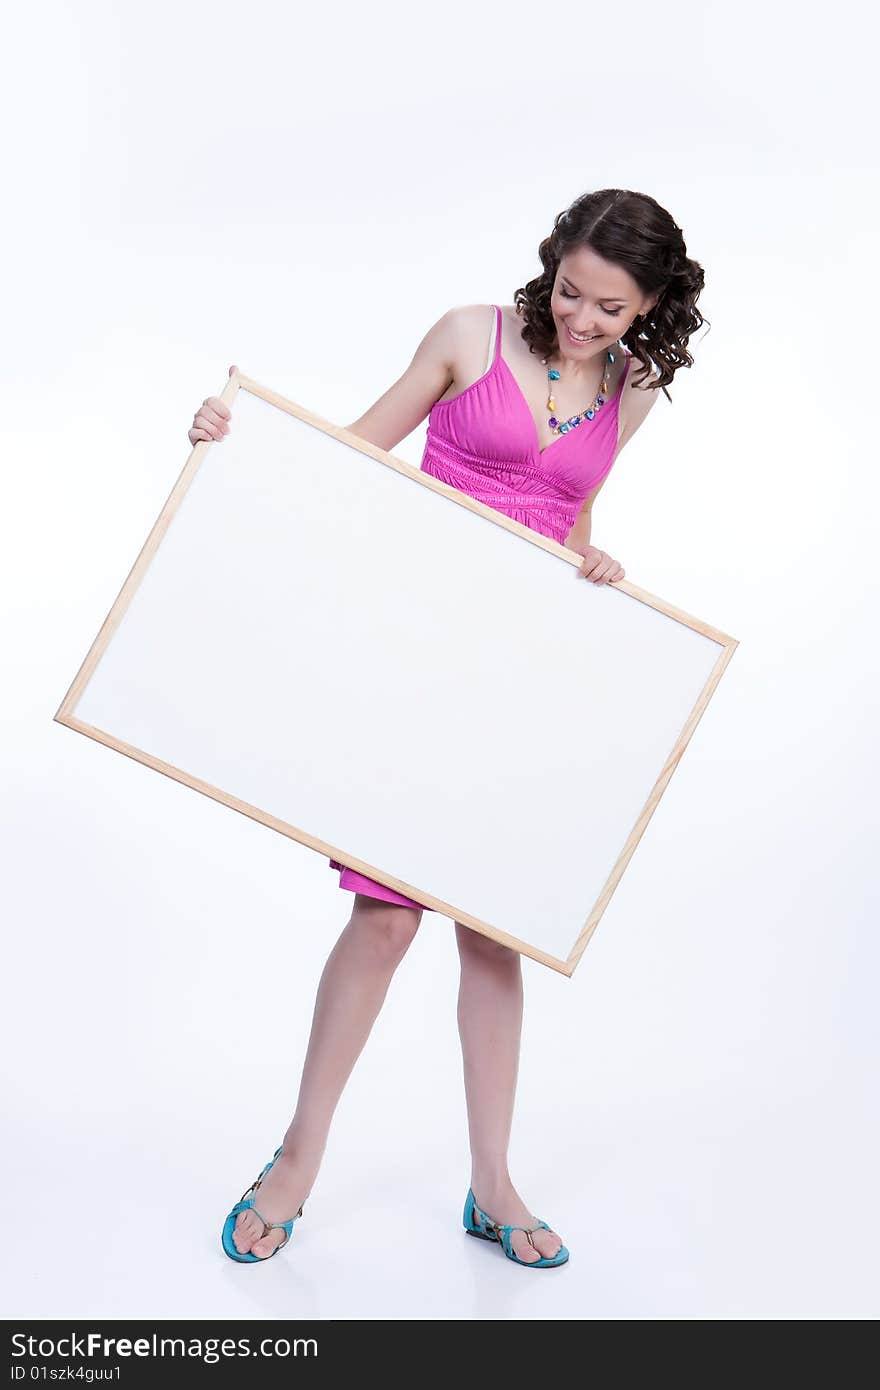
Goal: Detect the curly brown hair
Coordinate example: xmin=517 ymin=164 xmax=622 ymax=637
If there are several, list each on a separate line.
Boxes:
xmin=513 ymin=188 xmax=708 ymax=401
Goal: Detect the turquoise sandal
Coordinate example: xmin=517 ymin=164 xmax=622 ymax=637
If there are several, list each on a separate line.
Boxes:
xmin=221 ymin=1146 xmax=305 ymax=1263
xmin=463 ymin=1188 xmax=569 ymax=1268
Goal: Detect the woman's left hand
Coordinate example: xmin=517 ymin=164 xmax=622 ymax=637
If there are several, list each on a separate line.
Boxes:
xmin=575 ymin=545 xmax=625 ymax=585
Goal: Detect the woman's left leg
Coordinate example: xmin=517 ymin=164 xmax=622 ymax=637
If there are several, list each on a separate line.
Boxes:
xmin=454 ymin=923 xmax=565 ymax=1264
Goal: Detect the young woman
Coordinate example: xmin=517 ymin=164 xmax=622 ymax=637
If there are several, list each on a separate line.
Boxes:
xmin=189 ymin=187 xmax=706 ymax=1269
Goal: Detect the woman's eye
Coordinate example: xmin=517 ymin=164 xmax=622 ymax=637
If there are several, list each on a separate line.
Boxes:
xmin=560 ymin=288 xmax=621 ymax=316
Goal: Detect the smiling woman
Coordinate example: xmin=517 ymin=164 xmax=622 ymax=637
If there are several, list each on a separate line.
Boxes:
xmin=191 ymin=185 xmax=709 ymax=1269
xmin=515 ymin=188 xmax=708 ymax=397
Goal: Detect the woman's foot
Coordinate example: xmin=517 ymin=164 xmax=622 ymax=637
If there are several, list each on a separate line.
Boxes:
xmin=470 ymin=1176 xmax=565 ymax=1264
xmin=231 ymin=1147 xmax=318 ymax=1259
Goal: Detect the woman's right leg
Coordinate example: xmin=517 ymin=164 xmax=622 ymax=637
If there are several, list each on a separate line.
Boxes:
xmin=232 ymin=893 xmax=422 ymax=1258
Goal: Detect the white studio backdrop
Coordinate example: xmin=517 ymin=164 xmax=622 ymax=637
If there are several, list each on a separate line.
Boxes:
xmin=2 ymin=0 xmax=878 ymax=1321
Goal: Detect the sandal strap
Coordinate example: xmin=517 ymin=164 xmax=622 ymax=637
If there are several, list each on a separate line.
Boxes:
xmin=232 ymin=1196 xmax=304 ymax=1237
xmin=251 ymin=1202 xmax=297 ymax=1236
xmin=472 ymin=1198 xmax=548 ymax=1237
xmin=240 ymin=1146 xmax=286 ymax=1203
xmin=497 ymin=1223 xmax=542 ymax=1251
xmin=474 ymin=1206 xmax=551 ymax=1247
xmin=498 ymin=1222 xmax=556 ymax=1260
xmin=467 ymin=1193 xmax=561 ymax=1264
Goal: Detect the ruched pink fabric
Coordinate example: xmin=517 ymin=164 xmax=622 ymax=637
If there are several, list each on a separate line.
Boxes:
xmin=329 ymin=304 xmax=632 ymax=908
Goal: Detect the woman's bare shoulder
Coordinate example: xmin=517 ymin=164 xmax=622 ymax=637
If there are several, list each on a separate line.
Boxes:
xmin=445 ymin=302 xmax=498 ymax=338
xmin=618 ymin=352 xmax=662 ymax=440
xmin=438 ymin=303 xmax=498 ymax=380
xmin=624 ymin=347 xmax=662 ymax=385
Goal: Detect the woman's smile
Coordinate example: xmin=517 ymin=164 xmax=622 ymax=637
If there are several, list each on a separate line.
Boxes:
xmin=562 ymin=323 xmax=602 ymax=345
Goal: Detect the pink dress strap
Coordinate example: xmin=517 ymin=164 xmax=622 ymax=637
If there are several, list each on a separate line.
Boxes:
xmin=490 ymin=303 xmax=502 ymax=367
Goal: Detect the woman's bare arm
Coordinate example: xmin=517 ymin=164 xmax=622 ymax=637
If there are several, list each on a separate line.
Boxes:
xmin=342 ymin=308 xmax=466 ymax=452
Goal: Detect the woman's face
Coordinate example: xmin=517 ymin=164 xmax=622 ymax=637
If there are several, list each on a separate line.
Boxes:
xmin=549 ymin=245 xmax=657 ymax=363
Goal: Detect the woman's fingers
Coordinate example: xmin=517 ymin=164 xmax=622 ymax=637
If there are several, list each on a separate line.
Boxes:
xmin=578 ymin=548 xmax=624 ymax=585
xmin=190 ymin=398 xmax=232 ymax=442
xmin=578 ymin=547 xmax=604 ymax=580
xmin=201 ymin=401 xmax=230 ymax=429
xmin=192 ymin=416 xmax=224 ymax=440
xmin=188 ymin=383 xmax=234 ymax=446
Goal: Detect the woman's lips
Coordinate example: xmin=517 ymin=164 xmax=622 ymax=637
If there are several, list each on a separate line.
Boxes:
xmin=564 ymin=325 xmax=601 ymax=344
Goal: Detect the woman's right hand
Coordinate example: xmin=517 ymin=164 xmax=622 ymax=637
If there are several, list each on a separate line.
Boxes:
xmin=188 ymin=364 xmax=238 ymax=445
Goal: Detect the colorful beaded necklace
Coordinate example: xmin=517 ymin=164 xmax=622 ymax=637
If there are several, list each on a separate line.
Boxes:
xmin=540 ymin=345 xmax=616 ymax=436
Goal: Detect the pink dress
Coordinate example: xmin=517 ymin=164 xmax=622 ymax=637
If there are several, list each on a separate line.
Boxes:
xmin=329 ymin=303 xmax=632 ymax=908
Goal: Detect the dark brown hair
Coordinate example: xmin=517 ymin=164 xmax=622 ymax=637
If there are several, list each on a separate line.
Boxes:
xmin=513 ymin=188 xmax=708 ymax=400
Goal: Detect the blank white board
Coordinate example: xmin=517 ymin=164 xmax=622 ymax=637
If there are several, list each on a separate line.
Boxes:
xmin=55 ymin=372 xmax=737 ymax=975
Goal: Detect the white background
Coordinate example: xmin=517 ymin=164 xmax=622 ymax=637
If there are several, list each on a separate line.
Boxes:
xmin=2 ymin=0 xmax=877 ymax=1320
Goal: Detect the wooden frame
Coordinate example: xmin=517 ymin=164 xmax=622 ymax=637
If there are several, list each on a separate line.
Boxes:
xmin=55 ymin=370 xmax=738 ymax=976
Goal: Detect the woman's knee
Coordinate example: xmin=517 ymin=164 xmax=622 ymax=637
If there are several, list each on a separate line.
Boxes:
xmin=351 ymin=895 xmax=423 ymax=958
xmin=455 ymin=921 xmax=518 ymax=965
